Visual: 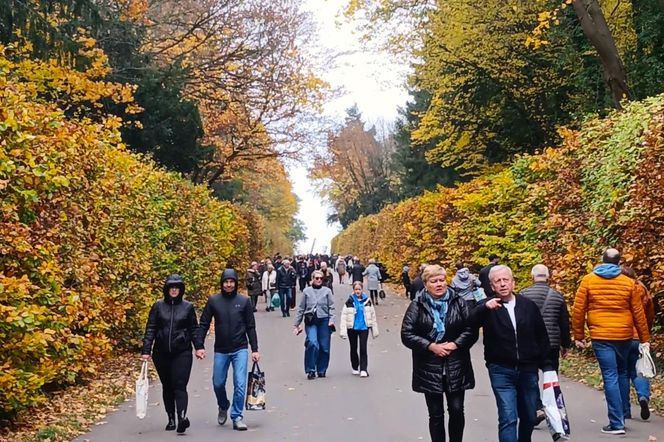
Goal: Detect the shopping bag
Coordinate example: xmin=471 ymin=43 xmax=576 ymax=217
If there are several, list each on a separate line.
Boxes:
xmin=542 ymin=371 xmax=570 ymax=440
xmin=636 ymin=343 xmax=656 ymax=379
xmin=135 ymin=361 xmax=149 ymax=419
xmin=473 ymin=287 xmax=487 ymax=302
xmin=378 ymin=289 xmax=386 ymax=299
xmin=245 ymin=362 xmax=266 ymax=410
xmin=271 ymin=292 xmax=281 ymax=308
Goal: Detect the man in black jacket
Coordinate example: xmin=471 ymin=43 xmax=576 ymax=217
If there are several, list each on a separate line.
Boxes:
xmin=296 ymin=256 xmax=309 ymax=292
xmin=197 ymin=269 xmax=260 ymax=432
xmin=276 ymin=258 xmax=297 ymax=317
xmin=471 ymin=265 xmax=551 ymax=442
xmin=478 ymin=254 xmax=499 ymax=298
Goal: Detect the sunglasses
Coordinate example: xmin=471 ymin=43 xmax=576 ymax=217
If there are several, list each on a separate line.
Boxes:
xmin=312 ymin=277 xmax=323 ymax=280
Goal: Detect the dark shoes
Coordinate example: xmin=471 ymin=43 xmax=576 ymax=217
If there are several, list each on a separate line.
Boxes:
xmin=307 ymin=372 xmax=316 ymax=380
xmin=601 ymin=425 xmax=625 ymax=435
xmin=317 ymin=372 xmax=326 ymax=378
xmin=218 ymin=407 xmax=228 ymax=426
xmin=176 ymin=415 xmax=190 ymax=434
xmin=165 ymin=413 xmax=176 ymax=431
xmin=233 ymin=418 xmax=248 ymax=431
xmin=639 ymin=397 xmax=651 ymax=420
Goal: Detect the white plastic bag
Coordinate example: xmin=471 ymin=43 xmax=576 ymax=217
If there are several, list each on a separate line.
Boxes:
xmin=542 ymin=370 xmax=570 ymax=440
xmin=135 ymin=361 xmax=149 ymax=419
xmin=636 ymin=343 xmax=656 ymax=379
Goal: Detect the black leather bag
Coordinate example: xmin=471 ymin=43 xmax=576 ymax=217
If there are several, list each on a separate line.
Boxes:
xmin=303 ymin=308 xmax=317 ymax=326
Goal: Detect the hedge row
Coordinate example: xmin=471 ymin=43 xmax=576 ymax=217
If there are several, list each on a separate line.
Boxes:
xmin=332 ymin=95 xmax=664 ymax=313
xmin=0 ymin=47 xmax=254 ymax=415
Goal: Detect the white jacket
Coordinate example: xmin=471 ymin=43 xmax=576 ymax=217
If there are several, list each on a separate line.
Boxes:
xmin=262 ymin=270 xmax=277 ymax=292
xmin=339 ymin=295 xmax=379 ymax=339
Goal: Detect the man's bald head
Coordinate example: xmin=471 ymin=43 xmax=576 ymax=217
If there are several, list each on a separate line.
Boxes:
xmin=602 ymin=248 xmax=621 ymax=265
xmin=531 ymin=264 xmax=549 ymax=282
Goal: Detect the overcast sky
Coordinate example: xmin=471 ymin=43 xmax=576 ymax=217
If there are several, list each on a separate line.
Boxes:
xmin=291 ymin=0 xmax=410 ymax=255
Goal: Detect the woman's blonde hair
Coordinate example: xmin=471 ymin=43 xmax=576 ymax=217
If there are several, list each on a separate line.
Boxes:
xmin=352 ymin=281 xmax=363 ymax=289
xmin=311 ymin=270 xmax=324 ymax=279
xmin=422 ymin=264 xmax=446 ymax=283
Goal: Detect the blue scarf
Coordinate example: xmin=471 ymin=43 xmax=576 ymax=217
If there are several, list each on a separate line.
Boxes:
xmin=352 ymin=294 xmax=368 ymax=330
xmin=423 ymin=290 xmax=450 ymax=342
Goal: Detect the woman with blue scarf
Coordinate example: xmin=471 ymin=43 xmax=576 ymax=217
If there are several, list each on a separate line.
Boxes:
xmin=401 ymin=265 xmax=478 ymax=442
xmin=340 ymin=282 xmax=380 ymax=377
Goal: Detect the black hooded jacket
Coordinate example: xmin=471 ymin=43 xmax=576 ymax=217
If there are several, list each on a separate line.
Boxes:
xmin=197 ymin=269 xmax=258 ymax=353
xmin=142 ymin=274 xmax=202 ymax=355
xmin=401 ymin=289 xmax=478 ymax=394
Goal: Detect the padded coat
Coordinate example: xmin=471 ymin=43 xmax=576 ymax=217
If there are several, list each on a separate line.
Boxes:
xmin=401 ymin=290 xmax=478 ymax=394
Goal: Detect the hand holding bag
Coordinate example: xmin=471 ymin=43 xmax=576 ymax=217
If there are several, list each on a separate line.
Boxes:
xmin=636 ymin=343 xmax=656 ymax=379
xmin=135 ymin=361 xmax=149 ymax=419
xmin=245 ymin=362 xmax=266 ymax=410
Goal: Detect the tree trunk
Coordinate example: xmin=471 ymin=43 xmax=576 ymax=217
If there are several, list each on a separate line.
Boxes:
xmin=573 ymin=0 xmax=631 ymax=109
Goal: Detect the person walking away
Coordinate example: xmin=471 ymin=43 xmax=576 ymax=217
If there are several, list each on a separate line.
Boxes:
xmin=519 ymin=264 xmax=571 ymax=424
xmin=262 ymin=263 xmax=277 ymax=311
xmin=276 ymin=258 xmax=297 ymax=317
xmin=245 ymin=262 xmax=262 ymax=312
xmin=410 ymin=264 xmax=426 ymax=300
xmin=572 ymin=249 xmax=651 ymax=435
xmin=351 ymin=257 xmax=365 ymax=284
xmin=621 ymin=265 xmax=655 ymax=420
xmin=296 ymin=256 xmax=309 ymax=292
xmin=320 ymin=261 xmax=334 ymax=293
xmin=340 ymin=282 xmax=379 ymax=377
xmin=197 ymin=269 xmax=260 ymax=431
xmin=142 ymin=275 xmax=203 ymax=434
xmin=471 ymin=265 xmax=552 ymax=442
xmin=337 ymin=257 xmax=347 ymax=284
xmin=478 ymin=254 xmax=499 ymax=299
xmin=450 ymin=262 xmax=482 ymax=309
xmin=401 ymin=265 xmax=478 ymax=442
xmin=363 ymin=259 xmax=383 ymax=305
xmin=402 ymin=265 xmax=411 ymax=298
xmin=292 ymin=270 xmax=336 ymax=379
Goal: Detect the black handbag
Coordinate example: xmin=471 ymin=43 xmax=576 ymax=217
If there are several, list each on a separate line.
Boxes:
xmin=379 ymin=289 xmax=386 ymax=299
xmin=303 ymin=307 xmax=317 ymax=326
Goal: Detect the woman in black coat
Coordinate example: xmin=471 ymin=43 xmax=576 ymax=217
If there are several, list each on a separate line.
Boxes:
xmin=141 ymin=274 xmax=203 ymax=434
xmin=401 ymin=265 xmax=478 ymax=442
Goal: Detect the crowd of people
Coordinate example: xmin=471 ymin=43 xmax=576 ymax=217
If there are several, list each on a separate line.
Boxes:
xmin=139 ymin=248 xmax=656 ymax=442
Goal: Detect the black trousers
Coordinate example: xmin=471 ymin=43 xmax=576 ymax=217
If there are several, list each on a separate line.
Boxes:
xmin=369 ymin=289 xmax=379 ymax=304
xmin=152 ymin=350 xmax=193 ymax=417
xmin=424 ymin=390 xmax=466 ymax=442
xmin=348 ymin=329 xmax=369 ymax=371
xmin=298 ymin=277 xmax=307 ymax=292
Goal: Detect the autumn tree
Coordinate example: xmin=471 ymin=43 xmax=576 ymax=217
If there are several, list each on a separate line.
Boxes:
xmin=311 ymin=106 xmax=398 ymax=227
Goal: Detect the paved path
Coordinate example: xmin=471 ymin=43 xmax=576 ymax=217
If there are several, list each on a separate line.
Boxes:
xmin=75 ymin=278 xmax=663 ymax=441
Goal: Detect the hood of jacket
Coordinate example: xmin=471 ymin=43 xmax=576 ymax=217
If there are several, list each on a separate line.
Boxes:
xmin=451 ymin=268 xmax=472 ymax=290
xmin=220 ymin=268 xmax=239 ymax=296
xmin=593 ymin=263 xmax=622 ymax=279
xmin=163 ymin=274 xmax=185 ymax=304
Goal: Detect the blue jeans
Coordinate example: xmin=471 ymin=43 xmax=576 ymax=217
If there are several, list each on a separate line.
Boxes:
xmin=213 ymin=349 xmax=248 ymax=421
xmin=627 ymin=339 xmax=651 ymax=403
xmin=279 ymin=287 xmax=291 ymax=315
xmin=304 ymin=317 xmax=331 ymax=374
xmin=487 ymin=363 xmax=539 ymax=442
xmin=593 ymin=339 xmax=631 ymax=429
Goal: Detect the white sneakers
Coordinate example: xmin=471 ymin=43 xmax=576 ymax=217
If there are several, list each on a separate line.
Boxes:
xmin=352 ymin=369 xmax=360 ymax=375
xmin=360 ymin=371 xmax=368 ymax=377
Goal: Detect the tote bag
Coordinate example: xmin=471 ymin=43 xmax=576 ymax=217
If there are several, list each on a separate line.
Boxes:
xmin=135 ymin=361 xmax=149 ymax=419
xmin=542 ymin=371 xmax=570 ymax=440
xmin=245 ymin=362 xmax=266 ymax=410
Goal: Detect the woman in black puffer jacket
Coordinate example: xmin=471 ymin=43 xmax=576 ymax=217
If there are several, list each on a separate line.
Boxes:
xmin=142 ymin=274 xmax=203 ymax=434
xmin=401 ymin=265 xmax=478 ymax=442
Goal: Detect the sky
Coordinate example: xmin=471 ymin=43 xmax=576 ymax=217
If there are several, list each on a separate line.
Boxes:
xmin=291 ymin=0 xmax=410 ymax=255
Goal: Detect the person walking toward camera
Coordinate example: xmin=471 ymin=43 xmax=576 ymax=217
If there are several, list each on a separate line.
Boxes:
xmin=262 ymin=263 xmax=277 ymax=311
xmin=471 ymin=265 xmax=551 ymax=442
xmin=340 ymin=282 xmax=379 ymax=377
xmin=141 ymin=274 xmax=203 ymax=434
xmin=293 ymin=270 xmax=336 ymax=379
xmin=401 ymin=265 xmax=478 ymax=442
xmin=197 ymin=269 xmax=260 ymax=432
